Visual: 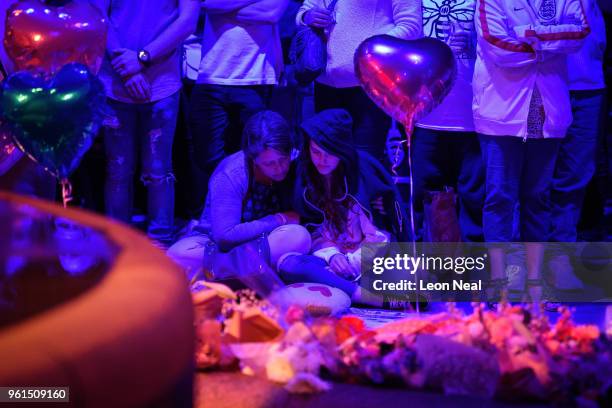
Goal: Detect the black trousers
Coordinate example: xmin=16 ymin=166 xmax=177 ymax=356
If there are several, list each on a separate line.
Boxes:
xmin=314 ymin=82 xmax=391 ymax=165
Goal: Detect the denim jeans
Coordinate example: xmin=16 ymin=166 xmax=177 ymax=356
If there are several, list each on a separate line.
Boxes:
xmin=314 ymin=82 xmax=391 ymax=165
xmin=550 ymin=89 xmax=606 ymax=242
xmin=189 ymin=84 xmax=272 ymax=175
xmin=411 ymin=128 xmax=485 ymax=242
xmin=479 ymin=134 xmax=560 ymax=242
xmin=104 ymin=92 xmax=179 ymax=242
xmin=278 ymin=254 xmax=358 ymax=297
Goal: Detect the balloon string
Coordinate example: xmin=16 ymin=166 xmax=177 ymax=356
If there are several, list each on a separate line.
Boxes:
xmin=405 ymin=128 xmax=419 ymax=315
xmin=60 ymin=178 xmax=73 ymax=208
xmin=393 ymin=123 xmax=419 ymax=315
xmin=390 ymin=120 xmax=405 ymax=178
xmin=390 ymin=140 xmax=406 ymax=178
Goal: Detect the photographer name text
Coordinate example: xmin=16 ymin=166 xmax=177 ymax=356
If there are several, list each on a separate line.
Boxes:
xmin=371 ymin=279 xmax=482 ymax=292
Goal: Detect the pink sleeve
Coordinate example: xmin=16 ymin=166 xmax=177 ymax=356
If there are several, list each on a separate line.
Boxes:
xmin=358 ymin=207 xmax=390 ymax=243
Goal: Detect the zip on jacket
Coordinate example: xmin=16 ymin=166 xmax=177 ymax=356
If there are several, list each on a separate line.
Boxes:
xmin=473 ymin=0 xmax=590 ymax=139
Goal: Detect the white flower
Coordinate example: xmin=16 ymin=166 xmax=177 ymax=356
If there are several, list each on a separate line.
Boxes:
xmin=266 ymin=354 xmax=295 ymax=383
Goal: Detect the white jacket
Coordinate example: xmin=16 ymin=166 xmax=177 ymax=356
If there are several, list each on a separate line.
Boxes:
xmin=297 ymin=0 xmax=422 ymax=88
xmin=473 ymin=0 xmax=590 ymax=139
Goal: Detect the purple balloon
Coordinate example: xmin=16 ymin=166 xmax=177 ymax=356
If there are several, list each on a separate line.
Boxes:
xmin=355 ymin=35 xmax=457 ymax=134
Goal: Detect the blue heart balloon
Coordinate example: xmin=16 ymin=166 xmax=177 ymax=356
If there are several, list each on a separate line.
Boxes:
xmin=0 ymin=63 xmax=105 ymax=179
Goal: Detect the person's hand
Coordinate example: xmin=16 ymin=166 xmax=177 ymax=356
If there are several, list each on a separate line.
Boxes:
xmin=329 ymin=253 xmax=358 ymax=280
xmin=371 ymin=196 xmax=386 ymax=215
xmin=303 ymin=7 xmax=334 ymax=28
xmin=124 ymin=73 xmax=151 ymax=101
xmin=111 ymin=48 xmax=142 ymax=79
xmin=280 ymin=211 xmax=300 ymax=224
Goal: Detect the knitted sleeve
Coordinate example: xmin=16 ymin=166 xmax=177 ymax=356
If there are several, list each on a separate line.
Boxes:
xmin=209 ymin=167 xmax=283 ymax=252
xmin=386 ymin=0 xmax=423 ymax=39
xmin=296 ymin=0 xmax=323 ymax=26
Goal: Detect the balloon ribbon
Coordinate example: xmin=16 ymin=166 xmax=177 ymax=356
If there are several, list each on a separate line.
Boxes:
xmin=60 ymin=178 xmax=73 ymax=208
xmin=391 ymin=124 xmax=419 ymax=315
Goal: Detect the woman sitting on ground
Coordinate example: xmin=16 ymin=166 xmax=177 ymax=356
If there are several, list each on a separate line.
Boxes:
xmin=167 ymin=111 xmax=311 ymax=280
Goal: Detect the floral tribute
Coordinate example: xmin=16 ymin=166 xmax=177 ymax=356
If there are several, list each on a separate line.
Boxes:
xmin=192 ymin=282 xmax=611 ymax=404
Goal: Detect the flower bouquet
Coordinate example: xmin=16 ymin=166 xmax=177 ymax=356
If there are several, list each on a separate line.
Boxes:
xmin=191 ymin=282 xmax=611 ymax=404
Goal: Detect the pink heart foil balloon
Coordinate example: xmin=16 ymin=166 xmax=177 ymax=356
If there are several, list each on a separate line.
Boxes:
xmin=4 ymin=0 xmax=107 ymax=78
xmin=355 ymin=35 xmax=457 ymax=134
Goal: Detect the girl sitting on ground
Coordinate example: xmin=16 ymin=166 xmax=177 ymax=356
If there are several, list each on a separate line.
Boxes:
xmin=278 ymin=109 xmax=408 ymax=307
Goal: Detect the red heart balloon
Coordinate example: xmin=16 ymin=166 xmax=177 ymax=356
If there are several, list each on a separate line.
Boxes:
xmin=355 ymin=35 xmax=457 ymax=133
xmin=4 ymin=0 xmax=107 ymax=78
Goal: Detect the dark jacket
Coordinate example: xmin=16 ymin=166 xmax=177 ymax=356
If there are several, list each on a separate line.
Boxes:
xmin=294 ymin=150 xmax=409 ymax=241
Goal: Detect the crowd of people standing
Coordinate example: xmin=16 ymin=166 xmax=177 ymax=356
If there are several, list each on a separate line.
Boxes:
xmin=1 ymin=0 xmax=610 ymax=305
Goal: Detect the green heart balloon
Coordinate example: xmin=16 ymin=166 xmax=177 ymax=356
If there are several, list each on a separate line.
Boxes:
xmin=0 ymin=63 xmax=106 ymax=179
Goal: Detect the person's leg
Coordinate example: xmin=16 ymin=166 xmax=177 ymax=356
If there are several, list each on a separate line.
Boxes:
xmin=232 ymin=85 xmax=272 ymax=151
xmin=278 ymin=248 xmax=397 ymax=307
xmin=592 ymin=88 xmax=609 ymax=238
xmin=411 ymin=127 xmax=446 ymax=241
xmin=345 ymin=87 xmax=392 ymax=164
xmin=167 ymin=234 xmax=212 ymax=279
xmin=313 ymin=82 xmax=340 ymax=113
xmin=479 ymin=134 xmax=523 ymax=300
xmin=266 ymin=224 xmax=312 ymax=268
xmin=189 ymin=84 xmax=229 ymax=178
xmin=480 ymin=135 xmax=523 ymax=244
xmin=521 ymin=138 xmax=562 ymax=301
xmin=455 ymin=131 xmax=485 ymax=242
xmin=550 ymin=90 xmax=604 ymax=242
xmin=521 ymin=138 xmax=561 ymax=242
xmin=549 ymin=91 xmax=604 ymax=290
xmin=524 ymin=242 xmax=545 ymax=303
xmin=278 ymin=254 xmax=358 ymax=297
xmin=140 ymin=92 xmax=180 ymax=244
xmin=180 ymin=86 xmax=208 ymax=218
xmin=104 ymin=99 xmax=138 ymax=223
xmin=316 ymin=83 xmax=393 ymax=164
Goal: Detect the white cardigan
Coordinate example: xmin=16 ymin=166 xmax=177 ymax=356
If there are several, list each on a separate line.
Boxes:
xmin=473 ymin=0 xmax=590 ymax=139
xmin=297 ymin=0 xmax=422 ymax=88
